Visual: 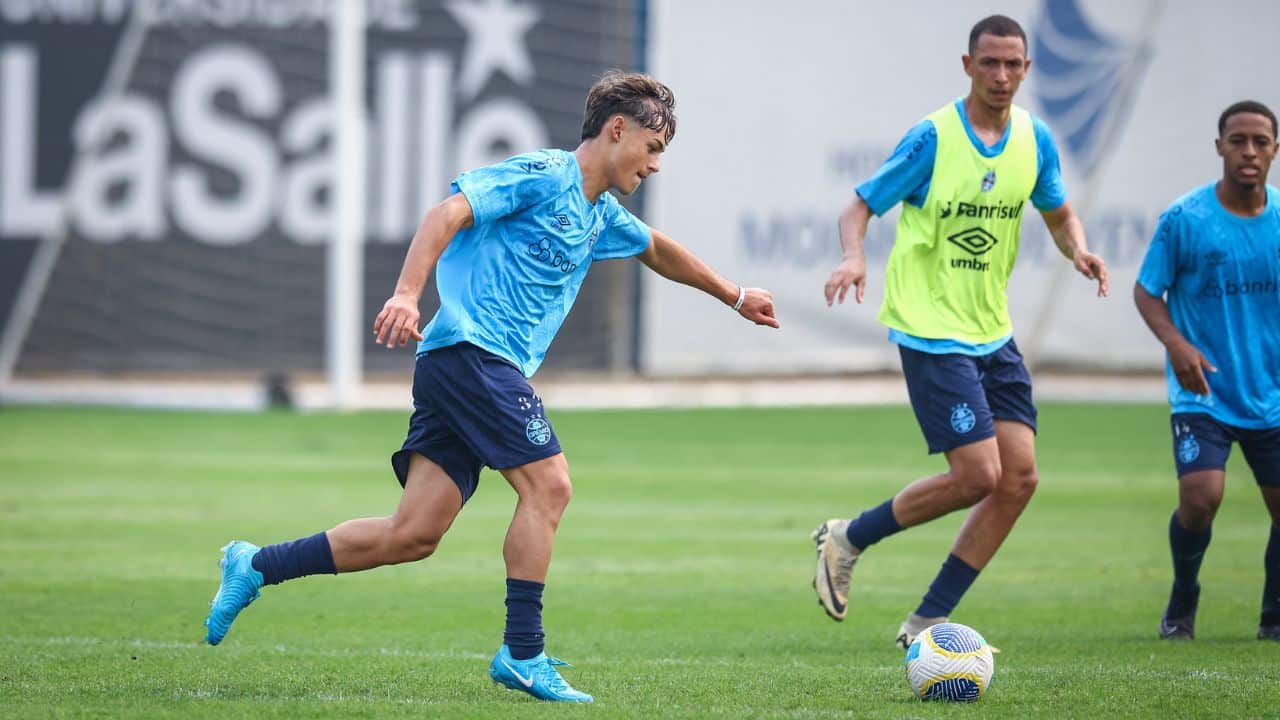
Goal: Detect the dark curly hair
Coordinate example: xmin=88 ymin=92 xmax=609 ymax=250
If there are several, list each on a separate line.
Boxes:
xmin=580 ymin=70 xmax=677 ymax=144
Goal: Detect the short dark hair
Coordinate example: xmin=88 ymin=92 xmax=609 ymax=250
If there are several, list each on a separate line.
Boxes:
xmin=968 ymin=15 xmax=1027 ymax=56
xmin=1218 ymin=100 xmax=1278 ymax=138
xmin=580 ymin=70 xmax=677 ymax=144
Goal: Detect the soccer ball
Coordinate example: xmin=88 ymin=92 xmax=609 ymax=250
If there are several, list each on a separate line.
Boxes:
xmin=903 ymin=622 xmax=995 ymax=701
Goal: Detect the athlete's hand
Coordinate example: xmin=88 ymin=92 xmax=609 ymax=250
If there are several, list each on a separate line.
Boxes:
xmin=373 ymin=293 xmax=424 ymax=348
xmin=1073 ymin=249 xmax=1109 ymax=297
xmin=1167 ymin=338 xmax=1216 ymax=397
xmin=824 ymin=257 xmax=867 ymax=305
xmin=738 ymin=287 xmax=780 ymax=328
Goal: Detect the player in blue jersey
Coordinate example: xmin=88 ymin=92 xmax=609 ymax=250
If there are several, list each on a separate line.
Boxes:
xmin=1134 ymin=100 xmax=1280 ymax=642
xmin=810 ymin=15 xmax=1109 ymax=648
xmin=202 ymin=71 xmax=780 ymax=702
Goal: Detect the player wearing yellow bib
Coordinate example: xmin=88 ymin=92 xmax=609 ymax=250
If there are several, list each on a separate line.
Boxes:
xmin=810 ymin=15 xmax=1109 ymax=647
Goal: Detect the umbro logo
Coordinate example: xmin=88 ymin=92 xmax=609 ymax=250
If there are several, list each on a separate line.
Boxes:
xmin=947 ymin=227 xmax=997 ymax=272
xmin=553 ymin=214 xmax=570 ymax=230
xmin=947 ymin=227 xmax=998 ymax=256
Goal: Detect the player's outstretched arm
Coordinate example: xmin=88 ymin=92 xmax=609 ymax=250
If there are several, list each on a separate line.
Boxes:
xmin=1133 ymin=283 xmax=1217 ymax=396
xmin=825 ymin=194 xmax=873 ymax=306
xmin=1040 ymin=202 xmax=1109 ymax=297
xmin=637 ymin=229 xmax=779 ymax=328
xmin=373 ymin=193 xmax=475 ymax=348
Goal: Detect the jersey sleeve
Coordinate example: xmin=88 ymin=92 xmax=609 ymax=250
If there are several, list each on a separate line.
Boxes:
xmin=593 ymin=193 xmax=653 ymax=260
xmin=450 ymin=151 xmax=569 ymax=226
xmin=854 ymin=119 xmax=937 ymax=215
xmin=1136 ymin=206 xmax=1183 ymax=297
xmin=1030 ymin=118 xmax=1068 ymax=211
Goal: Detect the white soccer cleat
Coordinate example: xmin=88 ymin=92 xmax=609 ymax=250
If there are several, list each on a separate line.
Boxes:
xmin=896 ymin=612 xmax=948 ymax=649
xmin=811 ymin=518 xmax=860 ymax=621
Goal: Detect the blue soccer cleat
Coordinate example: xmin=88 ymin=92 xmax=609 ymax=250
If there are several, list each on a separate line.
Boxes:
xmin=488 ymin=644 xmax=593 ymax=703
xmin=204 ymin=541 xmax=264 ymax=645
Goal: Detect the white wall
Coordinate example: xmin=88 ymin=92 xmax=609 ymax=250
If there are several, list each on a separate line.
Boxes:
xmin=644 ymin=0 xmax=1277 ymax=374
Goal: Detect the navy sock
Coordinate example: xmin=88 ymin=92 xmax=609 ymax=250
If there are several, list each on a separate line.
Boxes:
xmin=915 ymin=553 xmax=980 ymax=618
xmin=1262 ymin=524 xmax=1280 ymax=627
xmin=844 ymin=498 xmax=902 ymax=551
xmin=250 ymin=532 xmax=337 ymax=586
xmin=504 ymin=578 xmax=546 ymax=660
xmin=1167 ymin=511 xmax=1211 ymax=618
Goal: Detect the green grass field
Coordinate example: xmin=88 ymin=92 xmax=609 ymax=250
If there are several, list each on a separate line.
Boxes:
xmin=2 ymin=403 xmax=1278 ymax=718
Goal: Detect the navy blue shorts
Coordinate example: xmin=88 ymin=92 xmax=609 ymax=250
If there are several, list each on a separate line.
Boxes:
xmin=899 ymin=339 xmax=1038 ymax=454
xmin=1170 ymin=413 xmax=1280 ymax=486
xmin=390 ymin=343 xmax=562 ymax=504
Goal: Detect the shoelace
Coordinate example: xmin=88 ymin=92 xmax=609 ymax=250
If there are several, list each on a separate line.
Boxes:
xmin=536 ymin=657 xmax=574 ymax=692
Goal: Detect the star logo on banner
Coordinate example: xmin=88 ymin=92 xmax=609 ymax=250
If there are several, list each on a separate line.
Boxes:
xmin=445 ymin=0 xmax=541 ymax=100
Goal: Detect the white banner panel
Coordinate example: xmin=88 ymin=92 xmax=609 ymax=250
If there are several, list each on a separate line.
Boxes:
xmin=643 ymin=0 xmax=1278 ymax=375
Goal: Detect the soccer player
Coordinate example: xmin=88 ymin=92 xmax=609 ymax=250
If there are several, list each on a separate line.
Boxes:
xmin=811 ymin=15 xmax=1109 ymax=647
xmin=202 ymin=71 xmax=779 ymax=702
xmin=1134 ymin=100 xmax=1280 ymax=642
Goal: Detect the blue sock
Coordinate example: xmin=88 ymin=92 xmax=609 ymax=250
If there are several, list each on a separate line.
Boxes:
xmin=1262 ymin=524 xmax=1280 ymax=627
xmin=845 ymin=498 xmax=902 ymax=551
xmin=251 ymin=532 xmax=337 ymax=586
xmin=1167 ymin=511 xmax=1210 ymax=618
xmin=504 ymin=578 xmax=545 ymax=660
xmin=915 ymin=554 xmax=979 ymax=618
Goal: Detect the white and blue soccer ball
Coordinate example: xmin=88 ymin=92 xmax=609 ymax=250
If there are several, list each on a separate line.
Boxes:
xmin=903 ymin=622 xmax=995 ymax=701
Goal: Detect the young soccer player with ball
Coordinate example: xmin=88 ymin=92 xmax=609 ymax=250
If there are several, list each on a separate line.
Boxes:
xmin=202 ymin=71 xmax=779 ymax=703
xmin=812 ymin=14 xmax=1109 ymax=647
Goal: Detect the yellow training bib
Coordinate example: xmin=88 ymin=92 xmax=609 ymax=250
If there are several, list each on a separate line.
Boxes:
xmin=878 ymin=102 xmax=1038 ymax=344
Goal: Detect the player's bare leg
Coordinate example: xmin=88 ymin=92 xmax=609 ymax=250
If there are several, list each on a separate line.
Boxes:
xmin=500 ymin=453 xmax=572 ymax=582
xmin=895 ymin=438 xmax=1004 ymax=528
xmin=815 ymin=439 xmax=1002 ymax=622
xmin=205 ymin=453 xmax=462 ymax=645
xmin=892 ymin=435 xmax=1016 ymax=646
xmin=948 ymin=421 xmax=1038 ymax=571
xmin=488 ymin=453 xmax=592 ymax=703
xmin=327 ymin=453 xmax=464 ymax=571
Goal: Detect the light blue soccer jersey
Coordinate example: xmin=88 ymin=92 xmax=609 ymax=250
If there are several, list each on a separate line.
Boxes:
xmin=418 ymin=149 xmax=652 ymax=376
xmin=856 ymin=99 xmax=1068 ymax=356
xmin=1137 ymin=182 xmax=1280 ymax=428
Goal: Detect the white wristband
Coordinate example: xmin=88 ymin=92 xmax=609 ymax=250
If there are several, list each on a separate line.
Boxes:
xmin=732 ymin=286 xmax=746 ymax=312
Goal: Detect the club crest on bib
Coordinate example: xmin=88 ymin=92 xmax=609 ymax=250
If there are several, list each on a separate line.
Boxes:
xmin=981 ymin=169 xmax=996 ymax=192
xmin=1176 ymin=433 xmax=1200 ymax=465
xmin=950 ymin=403 xmax=977 ymax=434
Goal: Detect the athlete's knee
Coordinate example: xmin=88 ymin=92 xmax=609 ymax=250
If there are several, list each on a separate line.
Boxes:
xmin=387 ymin=524 xmax=443 ymax=563
xmin=506 ymin=455 xmax=574 ymax=524
xmin=534 ymin=469 xmax=574 ymax=515
xmin=999 ymin=464 xmax=1039 ymax=505
xmin=1178 ymin=492 xmax=1221 ymax=531
xmin=953 ymin=457 xmax=1002 ymax=504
